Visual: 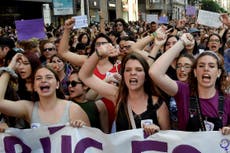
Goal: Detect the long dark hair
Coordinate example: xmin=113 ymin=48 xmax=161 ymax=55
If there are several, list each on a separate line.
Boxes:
xmin=115 ymin=52 xmax=163 ymax=122
xmin=17 ymin=51 xmax=41 ymax=100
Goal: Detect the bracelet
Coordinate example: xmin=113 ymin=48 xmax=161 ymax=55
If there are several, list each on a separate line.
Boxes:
xmin=95 ymin=49 xmax=103 ymax=59
xmin=0 ymin=67 xmax=18 ymax=79
xmin=148 ymin=55 xmax=156 ymax=61
xmin=151 ymin=32 xmax=157 ymax=39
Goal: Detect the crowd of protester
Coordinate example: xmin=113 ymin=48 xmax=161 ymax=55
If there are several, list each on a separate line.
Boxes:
xmin=0 ymin=13 xmax=230 ymax=136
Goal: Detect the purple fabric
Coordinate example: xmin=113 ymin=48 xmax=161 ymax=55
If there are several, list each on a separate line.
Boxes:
xmin=186 ymin=5 xmax=196 ymax=16
xmin=15 ymin=18 xmax=46 ymax=41
xmin=174 ymin=81 xmax=230 ymax=130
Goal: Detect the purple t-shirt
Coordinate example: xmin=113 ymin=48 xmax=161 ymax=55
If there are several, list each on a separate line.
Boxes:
xmin=174 ymin=81 xmax=230 ymax=130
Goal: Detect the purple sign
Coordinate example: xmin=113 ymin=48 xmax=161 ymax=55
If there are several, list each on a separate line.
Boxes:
xmin=158 ymin=16 xmax=168 ymax=24
xmin=15 ymin=18 xmax=46 ymax=41
xmin=186 ymin=5 xmax=196 ymax=16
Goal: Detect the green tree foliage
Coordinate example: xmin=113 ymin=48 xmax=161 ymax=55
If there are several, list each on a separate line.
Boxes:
xmin=200 ymin=0 xmax=227 ymax=13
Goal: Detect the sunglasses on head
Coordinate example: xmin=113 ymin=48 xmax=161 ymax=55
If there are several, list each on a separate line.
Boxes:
xmin=67 ymin=80 xmax=82 ymax=87
xmin=43 ymin=47 xmax=55 ymax=52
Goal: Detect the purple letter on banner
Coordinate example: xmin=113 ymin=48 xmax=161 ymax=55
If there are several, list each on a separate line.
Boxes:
xmin=173 ymin=145 xmax=201 ymax=153
xmin=15 ymin=18 xmax=46 ymax=41
xmin=132 ymin=140 xmax=167 ymax=153
xmin=74 ymin=138 xmax=103 ymax=152
xmin=4 ymin=136 xmax=31 ymax=153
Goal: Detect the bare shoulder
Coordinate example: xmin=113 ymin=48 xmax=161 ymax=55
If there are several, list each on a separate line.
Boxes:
xmin=64 ymin=100 xmax=82 ymax=111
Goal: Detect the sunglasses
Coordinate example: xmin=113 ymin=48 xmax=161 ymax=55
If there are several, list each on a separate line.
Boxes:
xmin=67 ymin=80 xmax=82 ymax=87
xmin=43 ymin=47 xmax=55 ymax=52
xmin=95 ymin=42 xmax=109 ymax=47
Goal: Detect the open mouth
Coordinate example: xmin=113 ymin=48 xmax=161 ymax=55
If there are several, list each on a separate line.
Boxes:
xmin=129 ymin=78 xmax=138 ymax=84
xmin=202 ymin=74 xmax=211 ymax=82
xmin=40 ymin=85 xmax=50 ymax=92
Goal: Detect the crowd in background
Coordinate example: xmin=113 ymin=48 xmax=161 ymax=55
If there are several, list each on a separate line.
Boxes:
xmin=0 ymin=13 xmax=230 ymax=135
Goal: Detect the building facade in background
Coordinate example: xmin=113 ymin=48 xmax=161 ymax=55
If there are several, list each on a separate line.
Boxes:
xmin=213 ymin=0 xmax=230 ymax=13
xmin=0 ymin=0 xmax=189 ymax=27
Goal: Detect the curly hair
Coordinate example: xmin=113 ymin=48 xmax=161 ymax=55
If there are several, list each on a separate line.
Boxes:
xmin=188 ymin=51 xmax=230 ymax=96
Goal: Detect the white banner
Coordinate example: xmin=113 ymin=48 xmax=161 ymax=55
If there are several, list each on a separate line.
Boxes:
xmin=0 ymin=125 xmax=230 ymax=153
xmin=197 ymin=10 xmax=222 ymax=28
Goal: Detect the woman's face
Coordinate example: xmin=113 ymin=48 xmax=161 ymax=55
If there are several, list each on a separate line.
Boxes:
xmin=95 ymin=37 xmax=109 ymax=48
xmin=81 ymin=34 xmax=89 ymax=44
xmin=185 ymin=42 xmax=195 ymax=53
xmin=207 ymin=35 xmax=222 ymax=53
xmin=50 ymin=56 xmax=65 ymax=73
xmin=17 ymin=55 xmax=32 ymax=80
xmin=194 ymin=55 xmax=221 ymax=89
xmin=124 ymin=59 xmax=145 ymax=91
xmin=176 ymin=57 xmax=193 ymax=82
xmin=119 ymin=40 xmax=130 ymax=57
xmin=116 ymin=22 xmax=124 ymax=33
xmin=68 ymin=73 xmax=84 ymax=99
xmin=165 ymin=37 xmax=178 ymax=51
xmin=34 ymin=68 xmax=58 ymax=97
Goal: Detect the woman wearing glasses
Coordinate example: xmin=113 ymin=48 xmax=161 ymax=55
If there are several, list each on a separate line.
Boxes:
xmin=171 ymin=53 xmax=195 ymax=129
xmin=0 ymin=53 xmax=90 ymax=129
xmin=149 ymin=33 xmax=230 ymax=134
xmin=206 ymin=33 xmax=224 ymax=55
xmin=114 ymin=18 xmax=129 ymax=37
xmin=68 ymin=70 xmax=109 ymax=133
xmin=58 ymin=18 xmax=120 ymax=133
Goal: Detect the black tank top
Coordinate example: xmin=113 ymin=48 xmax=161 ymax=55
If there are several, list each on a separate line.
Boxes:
xmin=116 ymin=96 xmax=163 ymax=132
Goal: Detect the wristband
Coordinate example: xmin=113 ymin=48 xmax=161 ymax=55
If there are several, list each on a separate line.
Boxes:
xmin=148 ymin=55 xmax=156 ymax=61
xmin=0 ymin=67 xmax=18 ymax=79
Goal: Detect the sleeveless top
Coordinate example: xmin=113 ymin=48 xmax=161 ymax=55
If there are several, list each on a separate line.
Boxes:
xmin=93 ymin=64 xmax=121 ymax=131
xmin=75 ymin=100 xmax=101 ymax=129
xmin=116 ymin=96 xmax=163 ymax=132
xmin=30 ymin=101 xmax=71 ymax=128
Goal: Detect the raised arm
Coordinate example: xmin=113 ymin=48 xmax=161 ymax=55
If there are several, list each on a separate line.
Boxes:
xmin=220 ymin=14 xmax=230 ymax=29
xmin=149 ymin=33 xmax=194 ymax=96
xmin=132 ymin=26 xmax=168 ymax=65
xmin=99 ymin=11 xmax=106 ymax=34
xmin=58 ymin=18 xmax=88 ymax=66
xmin=79 ymin=43 xmax=119 ymax=103
xmin=0 ymin=53 xmax=31 ymax=119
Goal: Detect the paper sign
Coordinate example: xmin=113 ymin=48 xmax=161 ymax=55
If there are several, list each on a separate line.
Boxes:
xmin=186 ymin=5 xmax=196 ymax=16
xmin=53 ymin=0 xmax=73 ymax=15
xmin=146 ymin=14 xmax=158 ymax=23
xmin=73 ymin=15 xmax=88 ymax=29
xmin=158 ymin=16 xmax=168 ymax=24
xmin=197 ymin=10 xmax=222 ymax=28
xmin=15 ymin=18 xmax=46 ymax=41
